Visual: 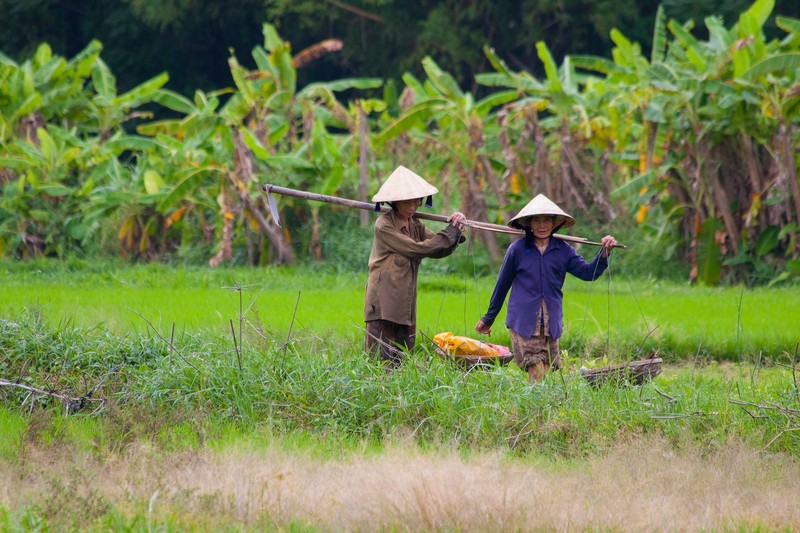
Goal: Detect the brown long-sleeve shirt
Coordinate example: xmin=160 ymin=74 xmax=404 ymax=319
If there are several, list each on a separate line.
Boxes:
xmin=364 ymin=210 xmax=463 ymax=326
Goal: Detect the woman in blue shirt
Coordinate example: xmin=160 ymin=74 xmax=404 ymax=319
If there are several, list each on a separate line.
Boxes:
xmin=475 ymin=194 xmax=617 ymax=383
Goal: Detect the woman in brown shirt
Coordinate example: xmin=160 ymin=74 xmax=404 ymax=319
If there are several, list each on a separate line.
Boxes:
xmin=364 ymin=166 xmax=466 ymax=367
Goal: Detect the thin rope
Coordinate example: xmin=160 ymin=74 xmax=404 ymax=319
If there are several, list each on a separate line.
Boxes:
xmin=605 ymin=253 xmax=613 ymax=359
xmin=435 ymin=228 xmax=480 ymax=336
xmin=467 ymin=230 xmax=485 ymax=336
xmin=435 ymin=252 xmax=453 ymax=334
xmin=621 ymin=268 xmax=653 ymax=344
xmin=461 ymin=232 xmax=471 ymax=335
xmin=575 ymin=248 xmax=616 ymax=363
xmin=574 ymin=251 xmax=600 ymax=360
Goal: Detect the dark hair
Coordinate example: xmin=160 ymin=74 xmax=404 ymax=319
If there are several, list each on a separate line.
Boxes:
xmin=523 ymin=226 xmax=534 ymax=250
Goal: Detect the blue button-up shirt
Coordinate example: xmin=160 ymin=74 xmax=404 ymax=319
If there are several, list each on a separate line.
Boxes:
xmin=481 ymin=237 xmax=609 ymax=340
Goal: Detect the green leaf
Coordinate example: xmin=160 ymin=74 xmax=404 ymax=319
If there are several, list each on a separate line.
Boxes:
xmin=272 ymin=45 xmax=296 ymax=94
xmin=643 ymin=101 xmax=666 ymax=123
xmin=11 ymin=92 xmax=42 ymax=121
xmin=475 ymin=90 xmax=519 ymax=116
xmin=742 ymin=53 xmax=800 ymax=80
xmin=610 ymin=166 xmax=668 ymax=198
xmin=754 ymin=226 xmax=779 ymax=257
xmin=400 ymin=72 xmax=427 ymax=98
xmin=647 ymin=63 xmax=678 ymax=86
xmin=483 ymin=45 xmax=515 ymax=79
xmin=66 ymin=39 xmax=103 ymax=78
xmin=374 ymin=101 xmax=442 ymax=142
xmin=91 ymin=59 xmax=116 ymax=104
xmin=610 ymin=28 xmax=636 ymax=68
xmin=0 ymin=157 xmax=29 ymax=170
xmin=36 ymin=127 xmax=57 ymax=164
xmin=0 ymin=50 xmax=17 ymax=66
xmin=29 ymin=209 xmax=52 ymax=221
xmin=261 ymin=155 xmax=315 ymax=170
xmin=536 ymin=42 xmax=562 ymax=92
xmin=136 ymin=120 xmax=183 ymax=137
xmin=104 ymin=136 xmax=165 ymax=153
xmin=737 ymin=0 xmax=774 ymax=39
xmin=34 ymin=57 xmax=66 ymax=86
xmin=144 ymin=170 xmax=165 ymax=194
xmin=668 ymin=20 xmax=707 ymax=71
xmin=315 ymin=78 xmax=383 ymax=92
xmin=686 ymin=47 xmax=708 ymax=72
xmin=241 ymin=128 xmax=270 ymax=160
xmin=262 ymin=23 xmax=283 ymax=52
xmin=705 ymin=16 xmax=733 ymax=52
xmin=153 ymin=89 xmax=195 ymax=114
xmin=786 ymin=258 xmax=800 ymax=275
xmin=776 ymin=15 xmax=800 ymax=36
xmin=252 ymin=45 xmax=271 ymax=72
xmin=572 ymin=55 xmax=623 ymax=75
xmin=158 ymin=167 xmax=217 ymax=211
xmin=319 ymin=168 xmax=343 ymax=196
xmin=33 ymin=42 xmax=52 ymax=66
xmin=422 ymin=56 xmax=464 ymax=100
xmin=651 ymin=5 xmax=667 ymax=64
xmin=37 ymin=184 xmax=74 ymax=196
xmin=268 ymin=121 xmax=290 ymax=146
xmin=778 ymin=223 xmax=799 ymax=240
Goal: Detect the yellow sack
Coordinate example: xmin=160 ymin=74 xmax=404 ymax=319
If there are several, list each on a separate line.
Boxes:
xmin=433 ymin=331 xmax=500 ymax=357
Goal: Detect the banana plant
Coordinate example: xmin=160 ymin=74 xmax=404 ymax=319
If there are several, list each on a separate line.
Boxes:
xmin=375 ymin=55 xmax=517 ymax=262
xmin=218 ymin=23 xmax=384 ymax=264
xmin=481 ymin=39 xmax=618 ymax=228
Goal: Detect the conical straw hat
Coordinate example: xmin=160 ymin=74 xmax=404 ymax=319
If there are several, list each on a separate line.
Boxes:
xmin=372 ymin=165 xmax=438 ymax=203
xmin=508 ymin=194 xmax=576 ymax=230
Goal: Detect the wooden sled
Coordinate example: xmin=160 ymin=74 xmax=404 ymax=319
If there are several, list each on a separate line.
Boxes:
xmin=581 ymin=355 xmax=663 ymax=386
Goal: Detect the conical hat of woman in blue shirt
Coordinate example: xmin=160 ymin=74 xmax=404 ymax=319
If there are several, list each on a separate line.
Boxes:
xmin=372 ymin=165 xmax=438 ymax=203
xmin=508 ymin=194 xmax=576 ymax=230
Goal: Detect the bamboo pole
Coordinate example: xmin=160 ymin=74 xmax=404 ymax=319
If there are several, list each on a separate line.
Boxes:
xmin=262 ymin=184 xmax=626 ymax=249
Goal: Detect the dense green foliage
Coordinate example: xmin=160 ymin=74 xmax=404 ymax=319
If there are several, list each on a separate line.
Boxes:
xmin=2 ymin=0 xmax=799 ymax=95
xmin=1 ymin=0 xmax=799 ymax=287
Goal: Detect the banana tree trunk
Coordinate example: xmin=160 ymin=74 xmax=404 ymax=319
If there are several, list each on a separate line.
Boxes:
xmin=707 ymin=145 xmax=740 ymax=256
xmin=231 ymin=129 xmax=295 ymax=264
xmin=459 ymin=164 xmax=501 ymax=262
xmin=209 ymin=183 xmax=235 ymax=268
xmin=310 ymin=206 xmax=322 ymax=260
xmin=740 ymin=133 xmax=766 ymax=232
xmin=234 ymin=181 xmax=295 ymax=264
xmin=777 ymin=121 xmax=800 ymax=232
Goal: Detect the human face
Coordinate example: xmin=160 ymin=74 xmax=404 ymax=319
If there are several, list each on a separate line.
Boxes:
xmin=527 ymin=215 xmax=555 ymax=240
xmin=395 ymin=198 xmax=423 ymax=220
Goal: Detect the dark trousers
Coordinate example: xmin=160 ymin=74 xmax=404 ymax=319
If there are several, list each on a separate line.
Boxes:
xmin=365 ymin=319 xmax=416 ymax=367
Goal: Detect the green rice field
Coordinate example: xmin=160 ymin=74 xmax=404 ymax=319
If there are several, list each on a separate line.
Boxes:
xmin=1 ymin=259 xmax=797 ymax=361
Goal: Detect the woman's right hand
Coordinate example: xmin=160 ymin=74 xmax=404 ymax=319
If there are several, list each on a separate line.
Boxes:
xmin=475 ymin=319 xmax=491 ymax=335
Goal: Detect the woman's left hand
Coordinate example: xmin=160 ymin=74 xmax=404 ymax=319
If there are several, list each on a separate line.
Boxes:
xmin=449 ymin=212 xmax=466 ymax=231
xmin=600 ymin=235 xmax=617 ymax=257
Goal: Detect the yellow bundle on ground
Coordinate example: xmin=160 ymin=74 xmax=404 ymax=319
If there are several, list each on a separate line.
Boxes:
xmin=433 ymin=332 xmax=509 ymax=357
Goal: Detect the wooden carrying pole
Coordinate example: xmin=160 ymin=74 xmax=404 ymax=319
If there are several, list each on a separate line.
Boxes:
xmin=262 ymin=184 xmax=625 ymax=249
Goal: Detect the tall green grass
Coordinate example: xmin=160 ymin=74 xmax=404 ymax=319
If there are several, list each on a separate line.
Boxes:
xmin=2 ymin=305 xmax=798 ymax=458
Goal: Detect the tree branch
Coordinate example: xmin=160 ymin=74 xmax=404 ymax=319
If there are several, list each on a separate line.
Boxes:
xmin=325 ymin=0 xmax=385 ymax=23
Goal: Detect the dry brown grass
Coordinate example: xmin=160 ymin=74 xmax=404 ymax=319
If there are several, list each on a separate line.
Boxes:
xmin=4 ymin=435 xmax=800 ymax=531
